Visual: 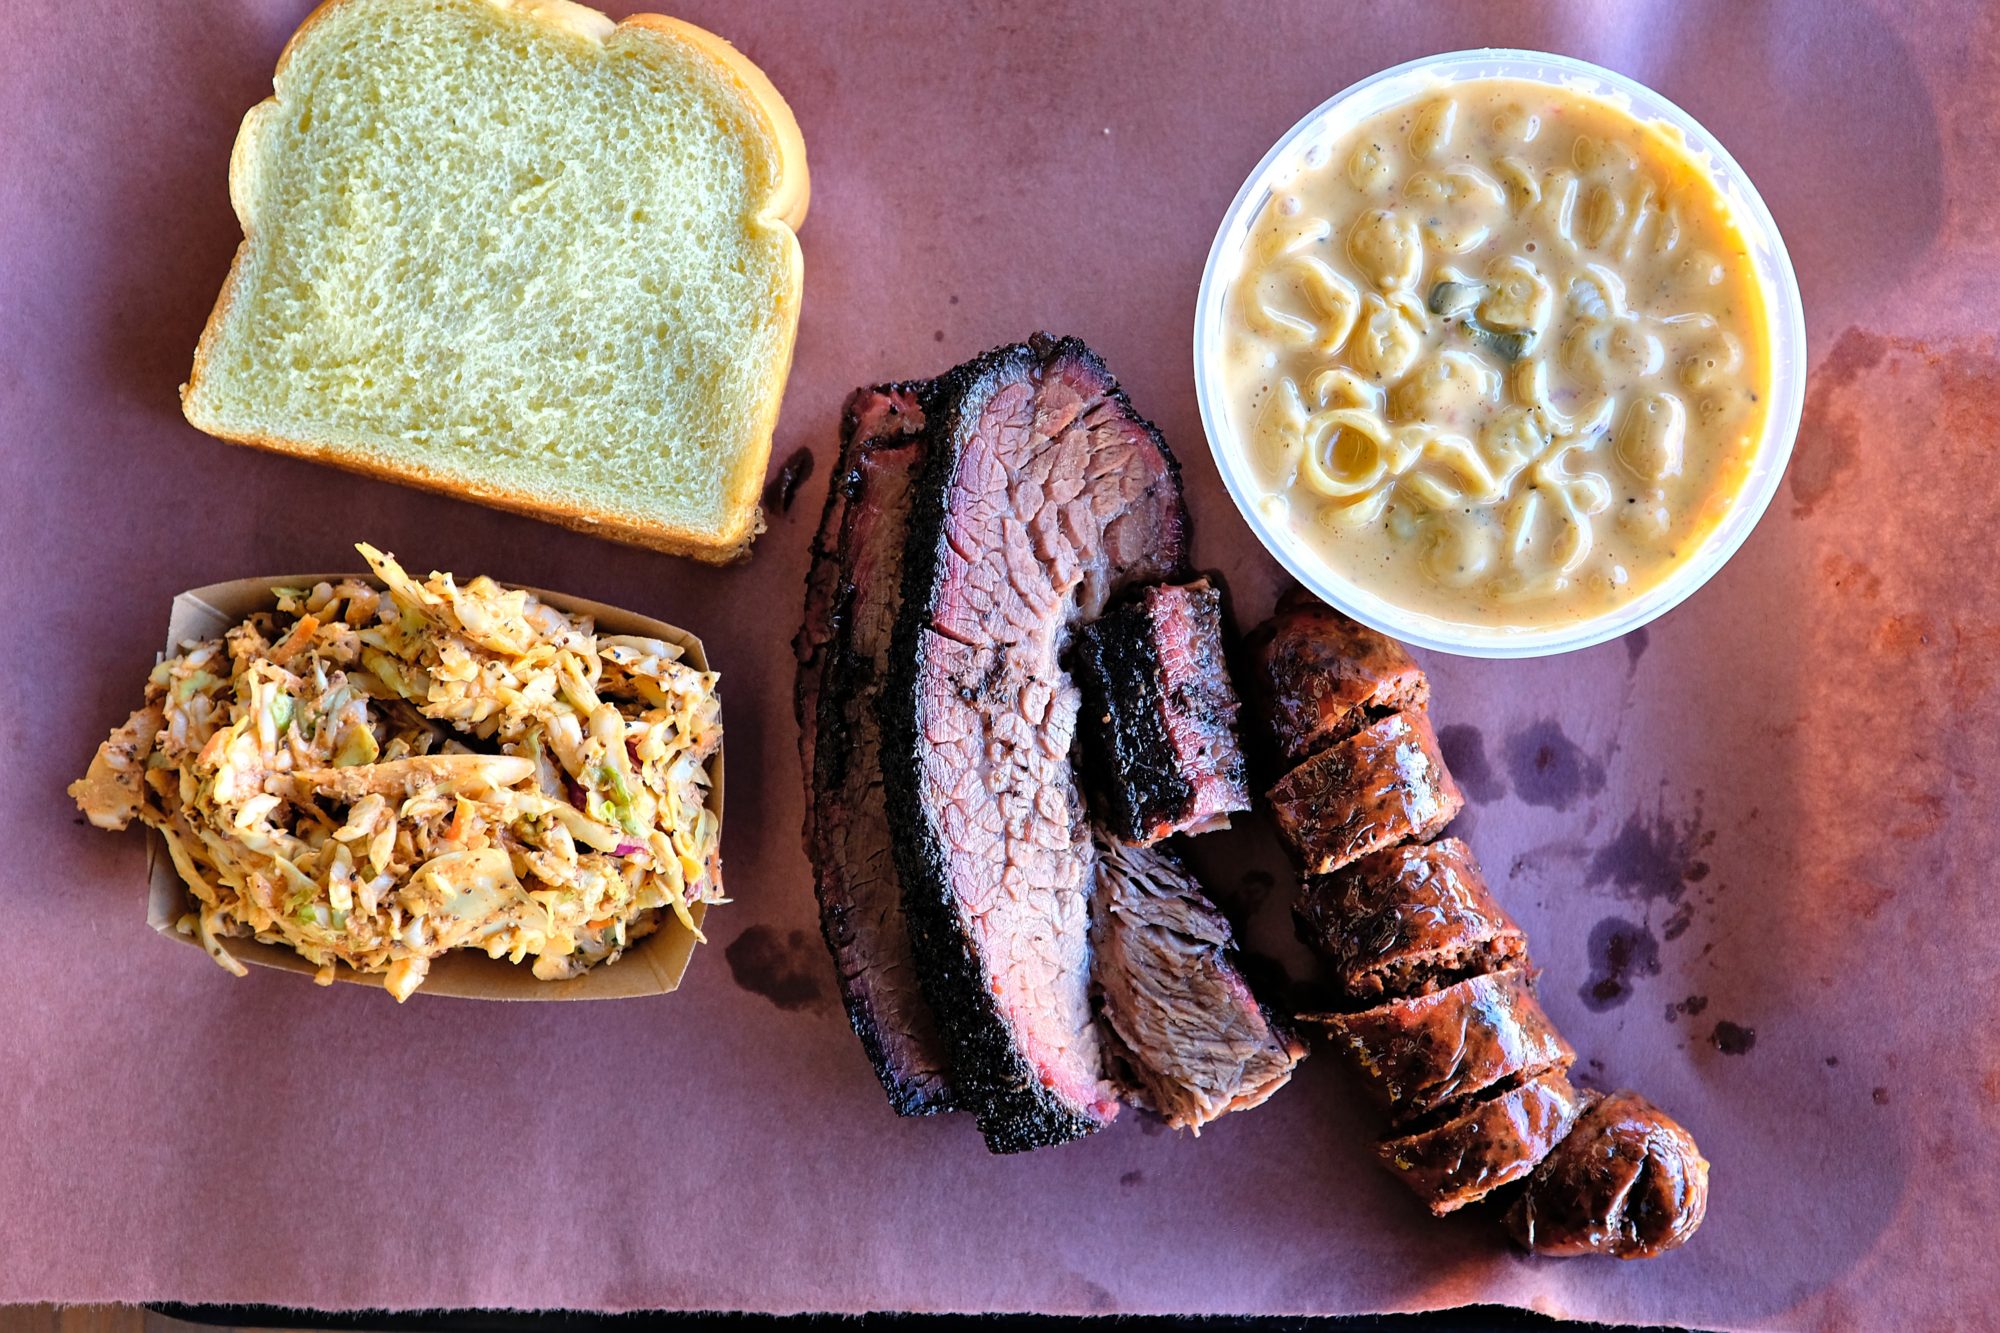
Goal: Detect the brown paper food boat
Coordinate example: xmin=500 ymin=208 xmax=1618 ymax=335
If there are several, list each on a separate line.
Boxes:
xmin=143 ymin=573 xmax=721 ymax=1001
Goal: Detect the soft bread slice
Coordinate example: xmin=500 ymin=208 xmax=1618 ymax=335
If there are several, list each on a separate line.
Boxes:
xmin=182 ymin=0 xmax=807 ymax=562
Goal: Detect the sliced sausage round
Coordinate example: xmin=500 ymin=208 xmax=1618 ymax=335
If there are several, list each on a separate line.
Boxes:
xmin=1245 ymin=589 xmax=1430 ymax=769
xmin=1506 ymin=1089 xmax=1710 ymax=1258
xmin=1266 ymin=710 xmax=1463 ymax=875
xmin=1303 ymin=967 xmax=1573 ymax=1123
xmin=1295 ymin=836 xmax=1526 ymax=1000
xmin=1377 ymin=1068 xmax=1584 ymax=1215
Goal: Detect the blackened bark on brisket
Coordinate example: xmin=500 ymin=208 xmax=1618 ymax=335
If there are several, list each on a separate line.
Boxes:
xmin=796 ymin=384 xmax=958 ymax=1115
xmin=1091 ymin=834 xmax=1305 ymax=1132
xmin=882 ymin=335 xmax=1188 ymax=1152
xmin=1071 ymin=579 xmax=1251 ymax=845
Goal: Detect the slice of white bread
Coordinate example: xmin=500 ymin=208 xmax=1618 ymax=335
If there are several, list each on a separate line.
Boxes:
xmin=182 ymin=0 xmax=807 ymax=562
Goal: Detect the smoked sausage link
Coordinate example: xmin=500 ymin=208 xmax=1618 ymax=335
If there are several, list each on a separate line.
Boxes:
xmin=1247 ymin=594 xmax=1707 ymax=1253
xmin=1505 ymin=1090 xmax=1711 ymax=1258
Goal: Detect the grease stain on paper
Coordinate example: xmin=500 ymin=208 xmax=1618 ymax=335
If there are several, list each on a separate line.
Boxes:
xmin=1663 ymin=993 xmax=1709 ymax=1023
xmin=1437 ymin=723 xmax=1506 ymax=802
xmin=726 ymin=925 xmax=829 ymax=1012
xmin=1588 ymin=808 xmax=1715 ymax=906
xmin=1580 ymin=916 xmax=1661 ymax=1011
xmin=1624 ymin=626 xmax=1651 ymax=673
xmin=1502 ymin=719 xmax=1604 ymax=810
xmin=1791 ymin=327 xmax=1888 ymax=519
xmin=760 ymin=446 xmax=815 ymax=516
xmin=1710 ymin=1020 xmax=1757 ymax=1055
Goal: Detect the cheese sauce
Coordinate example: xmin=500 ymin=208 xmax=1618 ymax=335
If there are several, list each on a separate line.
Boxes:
xmin=1221 ymin=78 xmax=1772 ymax=629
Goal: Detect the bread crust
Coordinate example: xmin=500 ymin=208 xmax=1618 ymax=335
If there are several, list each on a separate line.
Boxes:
xmin=181 ymin=0 xmax=809 ymax=565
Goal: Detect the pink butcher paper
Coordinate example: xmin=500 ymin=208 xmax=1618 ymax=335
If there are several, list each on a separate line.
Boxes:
xmin=0 ymin=0 xmax=1993 ymax=1328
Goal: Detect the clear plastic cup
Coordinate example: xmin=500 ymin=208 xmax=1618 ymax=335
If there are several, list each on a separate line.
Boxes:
xmin=1193 ymin=49 xmax=1807 ymax=658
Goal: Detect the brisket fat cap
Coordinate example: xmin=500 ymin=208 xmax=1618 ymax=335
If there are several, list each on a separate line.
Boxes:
xmin=809 ymin=413 xmax=958 ymax=1116
xmin=1506 ymin=1090 xmax=1711 ymax=1259
xmin=1091 ymin=834 xmax=1306 ymax=1133
xmin=883 ymin=335 xmax=1188 ymax=1153
xmin=1072 ymin=579 xmax=1251 ymax=846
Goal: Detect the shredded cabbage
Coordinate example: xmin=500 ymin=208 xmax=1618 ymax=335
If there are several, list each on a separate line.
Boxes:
xmin=69 ymin=544 xmax=723 ymax=1000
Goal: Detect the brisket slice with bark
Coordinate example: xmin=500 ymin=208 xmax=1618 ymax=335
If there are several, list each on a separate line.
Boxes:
xmin=1091 ymin=834 xmax=1305 ymax=1131
xmin=796 ymin=384 xmax=928 ymax=807
xmin=1071 ymin=579 xmax=1251 ymax=845
xmin=883 ymin=335 xmax=1188 ymax=1152
xmin=796 ymin=384 xmax=957 ymax=1115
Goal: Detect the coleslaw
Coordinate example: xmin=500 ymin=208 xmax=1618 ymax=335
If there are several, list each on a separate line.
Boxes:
xmin=70 ymin=544 xmax=723 ymax=1000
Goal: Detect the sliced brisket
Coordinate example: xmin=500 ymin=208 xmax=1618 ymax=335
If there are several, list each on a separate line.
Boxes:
xmin=883 ymin=335 xmax=1187 ymax=1152
xmin=1071 ymin=579 xmax=1250 ymax=845
xmin=796 ymin=384 xmax=929 ymax=810
xmin=796 ymin=384 xmax=957 ymax=1115
xmin=1091 ymin=834 xmax=1305 ymax=1132
xmin=1295 ymin=837 xmax=1526 ymax=1000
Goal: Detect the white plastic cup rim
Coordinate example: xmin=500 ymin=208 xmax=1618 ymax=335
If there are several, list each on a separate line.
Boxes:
xmin=1193 ymin=48 xmax=1808 ymax=659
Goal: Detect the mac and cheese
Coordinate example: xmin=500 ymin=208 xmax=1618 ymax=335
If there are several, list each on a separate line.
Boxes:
xmin=1222 ymin=79 xmax=1772 ymax=628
